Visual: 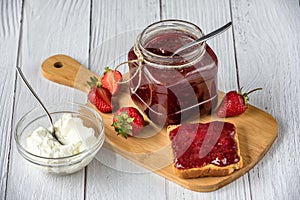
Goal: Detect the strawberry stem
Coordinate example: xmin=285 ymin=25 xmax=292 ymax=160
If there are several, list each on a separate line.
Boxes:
xmin=104 ymin=66 xmax=110 ymax=73
xmin=245 ymin=88 xmax=263 ymax=95
xmin=87 ymin=76 xmax=99 ymax=88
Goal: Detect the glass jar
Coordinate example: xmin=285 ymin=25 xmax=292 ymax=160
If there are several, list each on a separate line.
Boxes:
xmin=128 ymin=20 xmax=218 ymax=126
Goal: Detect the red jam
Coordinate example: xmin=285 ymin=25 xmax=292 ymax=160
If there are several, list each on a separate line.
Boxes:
xmin=169 ymin=122 xmax=240 ymax=169
xmin=128 ymin=27 xmax=218 ymax=126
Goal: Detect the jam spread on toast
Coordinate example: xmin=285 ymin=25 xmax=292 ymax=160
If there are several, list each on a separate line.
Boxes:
xmin=169 ymin=122 xmax=240 ymax=169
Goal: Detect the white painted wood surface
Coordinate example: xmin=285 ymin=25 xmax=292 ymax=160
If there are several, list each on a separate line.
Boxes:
xmin=0 ymin=0 xmax=299 ymax=199
xmin=0 ymin=1 xmax=21 ymax=199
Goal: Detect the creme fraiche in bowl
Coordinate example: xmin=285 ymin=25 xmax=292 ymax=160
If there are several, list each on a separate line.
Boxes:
xmin=14 ymin=102 xmax=104 ymax=175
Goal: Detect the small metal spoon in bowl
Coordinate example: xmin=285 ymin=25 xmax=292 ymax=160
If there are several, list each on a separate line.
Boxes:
xmin=16 ymin=66 xmax=63 ymax=145
xmin=171 ymin=22 xmax=232 ymax=57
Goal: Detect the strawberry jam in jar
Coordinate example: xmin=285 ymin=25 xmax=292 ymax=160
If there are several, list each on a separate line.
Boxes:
xmin=128 ymin=20 xmax=218 ymax=126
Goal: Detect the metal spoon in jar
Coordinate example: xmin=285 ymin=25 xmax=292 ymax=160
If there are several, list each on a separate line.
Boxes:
xmin=16 ymin=66 xmax=63 ymax=145
xmin=171 ymin=22 xmax=232 ymax=57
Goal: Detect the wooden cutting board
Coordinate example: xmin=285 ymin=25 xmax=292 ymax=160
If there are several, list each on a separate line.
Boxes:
xmin=41 ymin=54 xmax=278 ymax=192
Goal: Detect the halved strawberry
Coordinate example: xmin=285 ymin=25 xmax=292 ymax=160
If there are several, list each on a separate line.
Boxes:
xmin=87 ymin=76 xmax=112 ymax=113
xmin=101 ymin=67 xmax=122 ymax=95
xmin=112 ymin=107 xmax=144 ymax=139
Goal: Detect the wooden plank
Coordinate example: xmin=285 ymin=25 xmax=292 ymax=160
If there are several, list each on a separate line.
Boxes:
xmin=0 ymin=0 xmax=21 ymax=199
xmin=161 ymin=0 xmax=252 ymax=197
xmin=85 ymin=0 xmax=167 ymax=199
xmin=231 ymin=0 xmax=300 ymax=199
xmin=6 ymin=0 xmax=90 ymax=199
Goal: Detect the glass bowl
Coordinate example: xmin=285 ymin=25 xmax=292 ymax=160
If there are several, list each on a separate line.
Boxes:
xmin=14 ymin=102 xmax=104 ymax=175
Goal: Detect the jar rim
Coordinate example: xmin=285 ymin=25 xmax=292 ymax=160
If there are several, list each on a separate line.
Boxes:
xmin=139 ymin=19 xmax=204 ymax=42
xmin=136 ymin=19 xmax=206 ymax=69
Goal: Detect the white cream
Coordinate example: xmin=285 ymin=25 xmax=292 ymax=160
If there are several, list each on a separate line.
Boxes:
xmin=26 ymin=113 xmax=97 ymax=158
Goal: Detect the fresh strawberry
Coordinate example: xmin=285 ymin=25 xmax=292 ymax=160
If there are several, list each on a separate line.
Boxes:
xmin=112 ymin=107 xmax=144 ymax=139
xmin=101 ymin=67 xmax=122 ymax=95
xmin=217 ymin=88 xmax=262 ymax=118
xmin=87 ymin=76 xmax=112 ymax=113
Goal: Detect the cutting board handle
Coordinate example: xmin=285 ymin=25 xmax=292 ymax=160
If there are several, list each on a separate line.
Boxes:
xmin=41 ymin=54 xmax=98 ymax=93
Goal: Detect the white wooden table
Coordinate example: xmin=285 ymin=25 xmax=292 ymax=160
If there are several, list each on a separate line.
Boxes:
xmin=1 ymin=0 xmax=299 ymax=199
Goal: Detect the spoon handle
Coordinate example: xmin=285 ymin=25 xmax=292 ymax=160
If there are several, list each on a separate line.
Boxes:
xmin=172 ymin=22 xmax=232 ymax=56
xmin=16 ymin=66 xmax=54 ymax=126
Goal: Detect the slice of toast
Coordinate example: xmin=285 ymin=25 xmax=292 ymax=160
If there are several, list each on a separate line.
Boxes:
xmin=167 ymin=121 xmax=243 ymax=179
